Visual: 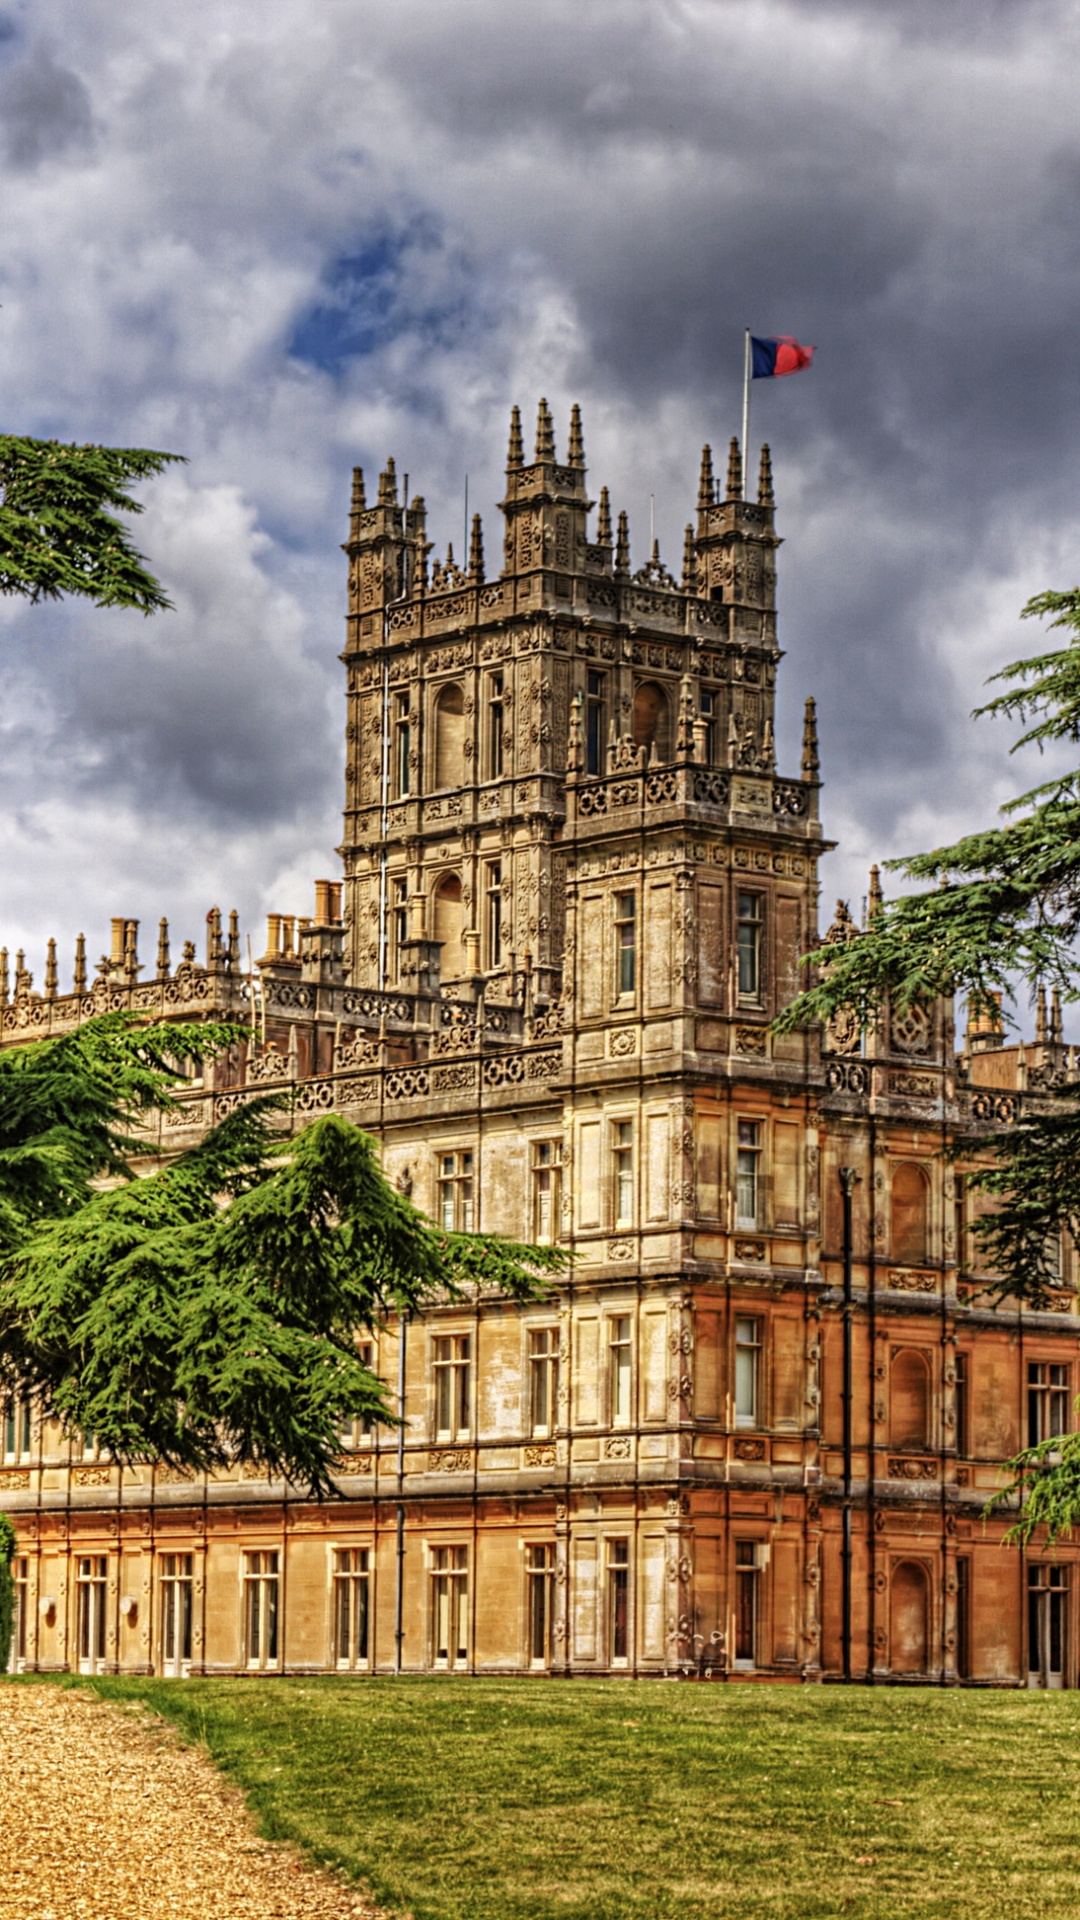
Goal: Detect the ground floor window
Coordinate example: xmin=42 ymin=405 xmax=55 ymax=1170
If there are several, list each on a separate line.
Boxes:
xmin=334 ymin=1548 xmax=371 ymax=1669
xmin=955 ymin=1557 xmax=971 ymax=1681
xmin=526 ymin=1543 xmax=555 ymax=1667
xmin=1028 ymin=1563 xmax=1067 ymax=1689
xmin=160 ymin=1553 xmax=193 ymax=1676
xmin=8 ymin=1557 xmax=28 ymax=1671
xmin=76 ymin=1555 xmax=107 ymax=1674
xmin=431 ymin=1545 xmax=468 ymax=1669
xmin=734 ymin=1541 xmax=760 ymax=1669
xmin=243 ymin=1550 xmax=280 ymax=1670
xmin=607 ymin=1539 xmax=630 ymax=1665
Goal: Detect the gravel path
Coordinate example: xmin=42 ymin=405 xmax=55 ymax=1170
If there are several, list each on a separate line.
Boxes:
xmin=0 ymin=1685 xmax=399 ymax=1920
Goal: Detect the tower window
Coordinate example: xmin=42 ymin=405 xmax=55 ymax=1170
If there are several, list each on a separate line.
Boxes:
xmin=614 ymin=892 xmax=636 ymax=997
xmin=485 ymin=861 xmax=503 ymax=970
xmin=487 ymin=674 xmax=505 ymax=779
xmin=736 ymin=892 xmax=763 ymax=999
xmin=735 ymin=1121 xmax=761 ymax=1229
xmin=612 ymin=1122 xmax=634 ymax=1228
xmin=700 ymin=688 xmax=717 ymax=764
xmin=393 ymin=693 xmax=411 ymax=797
xmin=390 ymin=877 xmax=409 ymax=980
xmin=586 ymin=671 xmax=605 ymax=776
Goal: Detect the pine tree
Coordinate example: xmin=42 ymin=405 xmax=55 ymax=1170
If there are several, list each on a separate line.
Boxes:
xmin=0 ymin=436 xmax=179 ymax=612
xmin=777 ymin=587 xmax=1080 ymax=1540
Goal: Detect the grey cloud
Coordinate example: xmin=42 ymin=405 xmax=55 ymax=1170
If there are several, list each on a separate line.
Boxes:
xmin=0 ymin=39 xmax=92 ymax=169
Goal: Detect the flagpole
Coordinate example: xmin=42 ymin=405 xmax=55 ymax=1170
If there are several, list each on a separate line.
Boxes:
xmin=741 ymin=329 xmax=751 ymax=493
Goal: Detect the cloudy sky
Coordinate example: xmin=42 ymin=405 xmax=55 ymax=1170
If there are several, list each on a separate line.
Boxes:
xmin=1 ymin=0 xmax=1078 ymax=991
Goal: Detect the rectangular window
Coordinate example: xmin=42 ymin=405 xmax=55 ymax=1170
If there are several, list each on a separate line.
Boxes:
xmin=1028 ymin=1563 xmax=1067 ymax=1688
xmin=734 ymin=1541 xmax=759 ymax=1667
xmin=531 ymin=1140 xmax=562 ymax=1244
xmin=955 ymin=1557 xmax=971 ymax=1681
xmin=700 ymin=687 xmax=717 ymax=764
xmin=334 ymin=1547 xmax=371 ymax=1669
xmin=2 ymin=1398 xmax=31 ymax=1461
xmin=390 ymin=878 xmax=409 ymax=981
xmin=526 ymin=1543 xmax=555 ymax=1667
xmin=485 ymin=861 xmax=503 ymax=971
xmin=586 ymin=671 xmax=605 ymax=777
xmin=160 ymin=1552 xmax=193 ymax=1676
xmin=609 ymin=1315 xmax=633 ymax=1427
xmin=434 ymin=1333 xmax=472 ymax=1439
xmin=487 ymin=674 xmax=505 ymax=779
xmin=735 ymin=1316 xmax=761 ymax=1429
xmin=736 ymin=892 xmax=763 ymax=1000
xmin=438 ymin=1150 xmax=474 ymax=1231
xmin=10 ymin=1556 xmax=28 ymax=1670
xmin=528 ymin=1327 xmax=560 ymax=1434
xmin=340 ymin=1342 xmax=376 ymax=1451
xmin=393 ymin=693 xmax=411 ymax=798
xmin=614 ymin=893 xmax=636 ymax=997
xmin=243 ymin=1550 xmax=280 ymax=1670
xmin=1028 ymin=1362 xmax=1070 ymax=1447
xmin=735 ymin=1120 xmax=761 ymax=1230
xmin=431 ymin=1544 xmax=468 ymax=1668
xmin=607 ymin=1538 xmax=630 ymax=1664
xmin=612 ymin=1121 xmax=634 ymax=1227
xmin=954 ymin=1354 xmax=968 ymax=1457
xmin=76 ymin=1555 xmax=108 ymax=1674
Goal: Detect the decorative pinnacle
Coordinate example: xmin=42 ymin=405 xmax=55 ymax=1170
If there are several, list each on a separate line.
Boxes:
xmin=1052 ymin=986 xmax=1064 ymax=1045
xmin=725 ymin=436 xmax=743 ymax=502
xmin=682 ymin=524 xmax=696 ymax=592
xmin=757 ymin=443 xmax=774 ymax=507
xmin=676 ymin=674 xmax=696 ymax=756
xmin=0 ymin=948 xmax=7 ymax=1006
xmin=596 ymin=486 xmax=612 ymax=546
xmin=801 ymin=695 xmax=820 ymax=781
xmin=377 ymin=457 xmax=398 ymax=506
xmin=1036 ymin=986 xmax=1048 ymax=1045
xmin=507 ymin=404 xmax=523 ymax=470
xmin=228 ymin=910 xmax=241 ymax=971
xmin=615 ymin=510 xmax=630 ymax=577
xmin=156 ymin=918 xmax=170 ymax=981
xmin=73 ymin=932 xmax=87 ymax=994
xmin=123 ymin=919 xmax=138 ymax=981
xmin=567 ymin=402 xmax=584 ymax=468
xmin=206 ymin=905 xmax=224 ymax=971
xmin=567 ymin=689 xmax=584 ymax=776
xmin=697 ymin=444 xmax=715 ymax=512
xmin=349 ymin=467 xmax=366 ymax=539
xmin=535 ymin=397 xmax=555 ymax=460
xmin=868 ymin=864 xmax=884 ymax=923
xmin=45 ymin=937 xmax=58 ymax=999
xmin=469 ymin=512 xmax=485 ymax=584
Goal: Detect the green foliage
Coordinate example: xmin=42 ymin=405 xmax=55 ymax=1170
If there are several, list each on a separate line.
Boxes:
xmin=989 ymin=1433 xmax=1080 ymax=1548
xmin=0 ymin=1017 xmax=567 ymax=1496
xmin=0 ymin=435 xmax=181 ymax=612
xmin=0 ymin=1512 xmax=14 ymax=1673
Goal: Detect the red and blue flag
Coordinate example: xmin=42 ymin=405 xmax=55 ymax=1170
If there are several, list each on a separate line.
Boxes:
xmin=751 ymin=336 xmax=815 ymax=379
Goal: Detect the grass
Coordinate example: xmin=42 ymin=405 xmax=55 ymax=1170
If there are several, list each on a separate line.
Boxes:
xmin=23 ymin=1673 xmax=1080 ymax=1920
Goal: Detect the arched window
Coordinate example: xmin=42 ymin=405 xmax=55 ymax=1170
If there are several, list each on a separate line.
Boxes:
xmin=432 ymin=873 xmax=464 ymax=981
xmin=433 ymin=684 xmax=465 ymax=789
xmin=891 ymin=1162 xmax=930 ymax=1265
xmin=890 ymin=1349 xmax=930 ymax=1449
xmin=631 ymin=681 xmax=671 ymax=761
xmin=890 ymin=1561 xmax=929 ymax=1675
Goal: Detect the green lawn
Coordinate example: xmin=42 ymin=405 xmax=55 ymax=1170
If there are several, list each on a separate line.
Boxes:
xmin=33 ymin=1674 xmax=1080 ymax=1920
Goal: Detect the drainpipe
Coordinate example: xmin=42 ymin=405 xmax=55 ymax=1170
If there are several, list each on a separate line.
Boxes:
xmin=839 ymin=1166 xmax=861 ymax=1683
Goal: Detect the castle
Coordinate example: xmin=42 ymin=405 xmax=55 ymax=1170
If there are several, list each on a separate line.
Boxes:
xmin=2 ymin=402 xmax=1077 ymax=1686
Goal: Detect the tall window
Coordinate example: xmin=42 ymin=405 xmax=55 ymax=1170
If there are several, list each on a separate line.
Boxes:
xmin=340 ymin=1342 xmax=376 ymax=1451
xmin=390 ymin=877 xmax=409 ymax=981
xmin=2 ymin=1398 xmax=31 ymax=1461
xmin=954 ymin=1354 xmax=968 ymax=1457
xmin=528 ymin=1328 xmax=560 ymax=1434
xmin=531 ymin=1141 xmax=562 ymax=1243
xmin=334 ymin=1548 xmax=371 ymax=1669
xmin=434 ymin=1334 xmax=472 ymax=1439
xmin=614 ymin=892 xmax=636 ymax=997
xmin=526 ymin=1543 xmax=555 ymax=1667
xmin=956 ymin=1557 xmax=971 ymax=1681
xmin=433 ymin=683 xmax=465 ymax=788
xmin=431 ymin=1545 xmax=468 ymax=1668
xmin=160 ymin=1552 xmax=193 ymax=1677
xmin=734 ymin=1541 xmax=759 ymax=1668
xmin=735 ymin=1120 xmax=761 ymax=1229
xmin=393 ymin=692 xmax=411 ymax=797
xmin=432 ymin=872 xmax=464 ymax=980
xmin=890 ymin=1349 xmax=930 ymax=1449
xmin=607 ymin=1539 xmax=630 ymax=1664
xmin=76 ymin=1555 xmax=107 ymax=1674
xmin=586 ymin=670 xmax=605 ymax=776
xmin=484 ymin=861 xmax=503 ymax=970
xmin=700 ymin=687 xmax=717 ymax=763
xmin=892 ymin=1163 xmax=930 ymax=1266
xmin=438 ymin=1151 xmax=474 ymax=1230
xmin=735 ymin=1317 xmax=761 ymax=1428
xmin=1029 ymin=1563 xmax=1067 ymax=1689
xmin=612 ymin=1122 xmax=634 ymax=1227
xmin=609 ymin=1315 xmax=633 ymax=1426
xmin=736 ymin=892 xmax=763 ymax=999
xmin=1028 ymin=1362 xmax=1070 ymax=1446
xmin=243 ymin=1550 xmax=280 ymax=1670
xmin=9 ymin=1557 xmax=28 ymax=1671
xmin=487 ymin=673 xmax=505 ymax=778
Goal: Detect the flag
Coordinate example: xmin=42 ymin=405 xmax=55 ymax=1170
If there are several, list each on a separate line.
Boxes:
xmin=751 ymin=336 xmax=815 ymax=379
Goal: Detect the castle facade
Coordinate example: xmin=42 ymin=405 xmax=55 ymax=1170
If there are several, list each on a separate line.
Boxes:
xmin=2 ymin=404 xmax=1076 ymax=1686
